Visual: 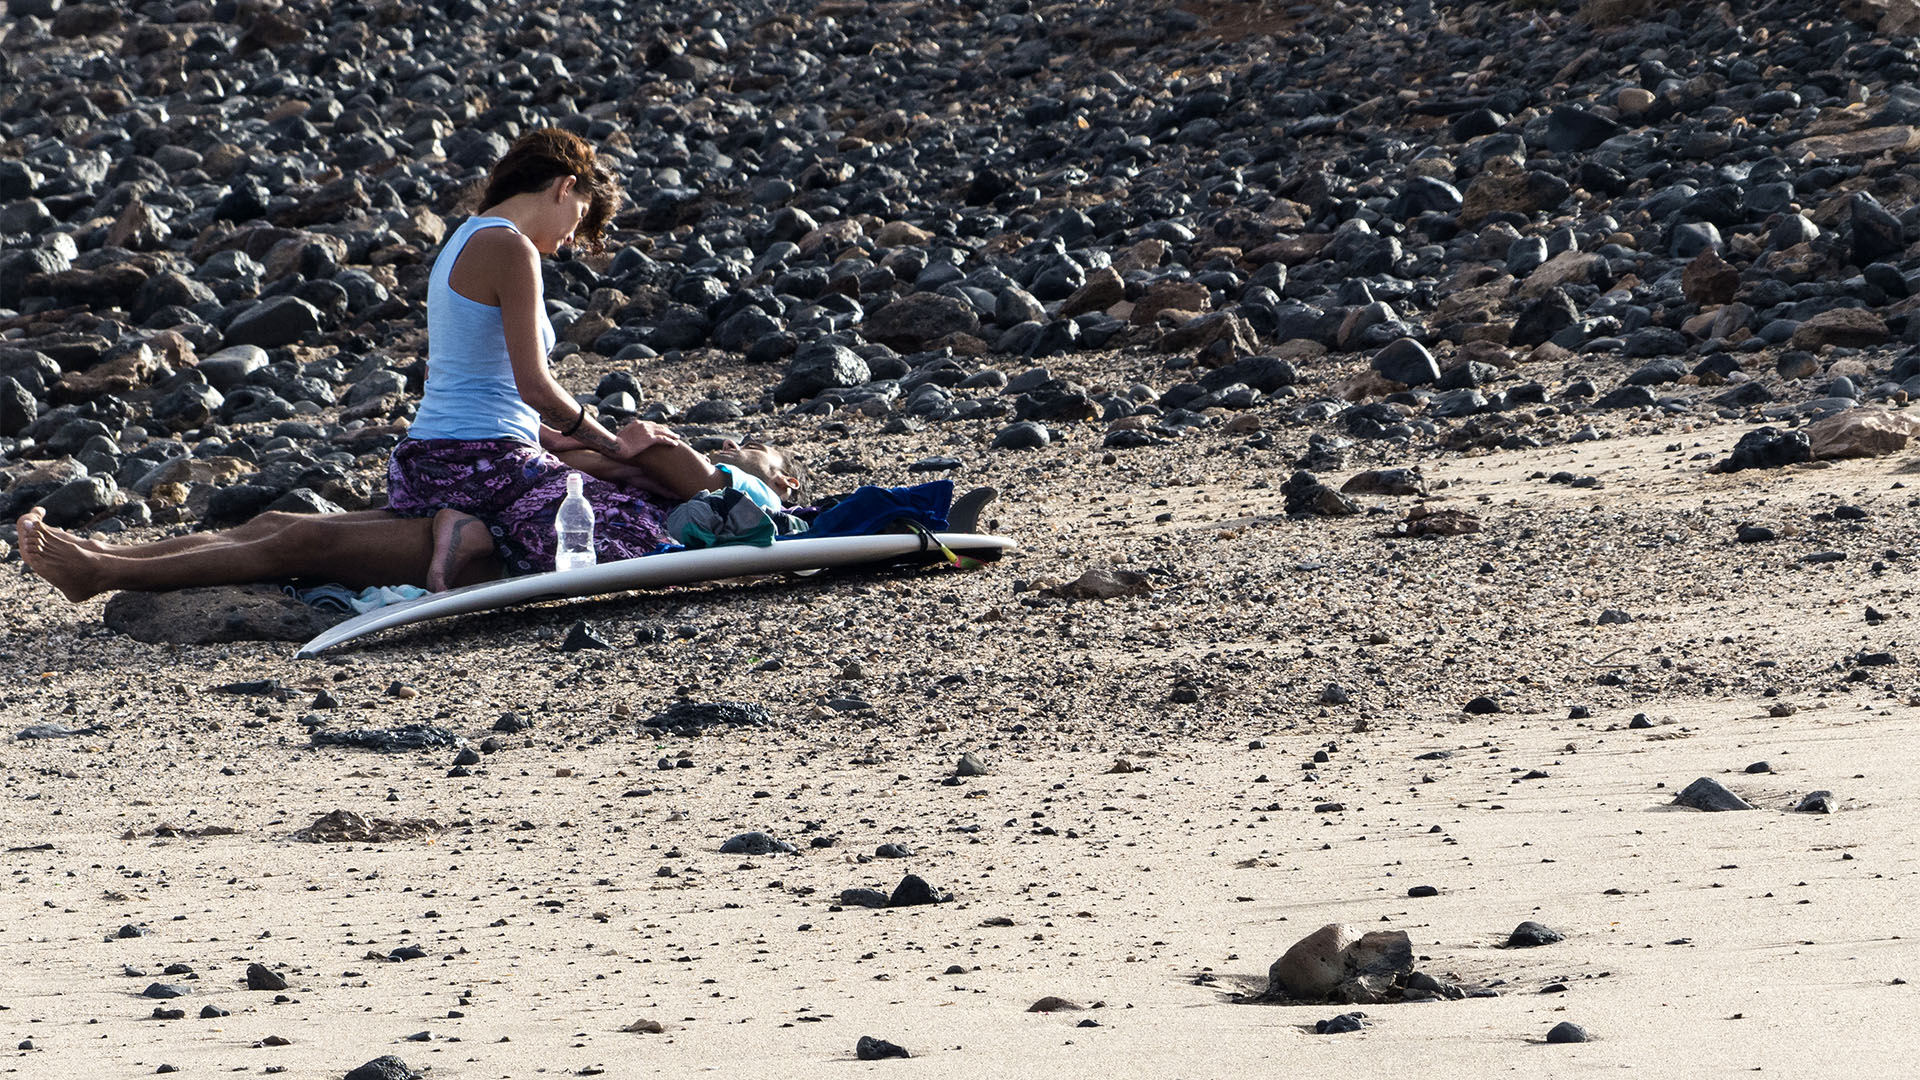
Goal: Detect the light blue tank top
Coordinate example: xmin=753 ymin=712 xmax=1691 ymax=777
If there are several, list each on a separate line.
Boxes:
xmin=408 ymin=215 xmax=551 ymax=443
xmin=718 ymin=464 xmax=785 ymax=511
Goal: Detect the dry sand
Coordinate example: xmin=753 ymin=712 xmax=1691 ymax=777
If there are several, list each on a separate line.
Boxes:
xmin=6 ymin=414 xmax=1920 ymax=1077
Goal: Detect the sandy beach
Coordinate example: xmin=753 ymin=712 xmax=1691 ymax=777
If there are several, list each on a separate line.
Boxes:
xmin=8 ymin=0 xmax=1920 ymax=1073
xmin=8 ymin=417 xmax=1919 ymax=1077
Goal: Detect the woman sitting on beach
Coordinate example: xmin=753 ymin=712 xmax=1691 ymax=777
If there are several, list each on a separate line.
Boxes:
xmin=381 ymin=126 xmax=803 ymax=586
xmin=16 ymin=129 xmax=805 ymax=601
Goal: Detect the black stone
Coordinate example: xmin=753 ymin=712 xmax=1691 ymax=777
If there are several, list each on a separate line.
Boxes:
xmin=561 ymin=620 xmax=612 ymax=652
xmin=224 ymin=295 xmax=324 ymax=349
xmin=855 ymin=1035 xmax=911 ymax=1060
xmin=719 ymin=831 xmax=795 ymax=855
xmin=1545 ymin=1022 xmax=1591 ymax=1044
xmin=262 ymin=487 xmax=345 ymax=516
xmin=244 ymin=963 xmax=287 ymax=991
xmin=1199 ymin=354 xmax=1298 ymax=393
xmin=1543 ymin=107 xmax=1620 ymax=152
xmin=32 ymin=476 xmax=118 ymax=528
xmin=1281 ymin=470 xmax=1358 ymax=516
xmin=1450 ymin=108 xmax=1505 ymax=141
xmin=644 ymin=701 xmax=770 ymax=731
xmin=1794 ymin=791 xmax=1836 ymax=814
xmin=0 ymin=376 xmax=39 ymax=437
xmin=1672 ymin=777 xmax=1754 ymax=812
xmin=1626 ymin=358 xmax=1687 ymax=386
xmin=888 ymin=873 xmax=949 ymax=907
xmin=1851 ymin=193 xmax=1905 ymax=266
xmin=1505 ymin=921 xmax=1564 ymax=948
xmin=1314 ymin=1012 xmax=1367 ymax=1034
xmin=1593 ymin=385 xmax=1657 ymax=410
xmin=1511 ymin=289 xmax=1578 ymax=347
xmin=310 ymin=724 xmax=462 ymax=752
xmin=1716 ymin=427 xmax=1811 ymax=473
xmin=1371 ymin=338 xmax=1441 ymax=386
xmin=343 ymin=1057 xmax=423 ymax=1080
xmin=775 ymin=342 xmax=869 ymax=404
xmin=991 ymin=420 xmax=1051 ymax=450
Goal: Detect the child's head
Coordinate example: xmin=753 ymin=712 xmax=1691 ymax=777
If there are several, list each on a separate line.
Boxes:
xmin=713 ymin=440 xmax=810 ymax=506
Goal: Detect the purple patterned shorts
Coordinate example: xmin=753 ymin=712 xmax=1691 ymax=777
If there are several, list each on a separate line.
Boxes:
xmin=387 ymin=437 xmax=670 ymax=575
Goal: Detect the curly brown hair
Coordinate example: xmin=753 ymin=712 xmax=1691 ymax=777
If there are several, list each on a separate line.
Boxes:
xmin=476 ymin=128 xmax=621 ymax=251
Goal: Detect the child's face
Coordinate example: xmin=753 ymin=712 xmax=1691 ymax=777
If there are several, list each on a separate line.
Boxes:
xmin=713 ymin=440 xmax=798 ymax=500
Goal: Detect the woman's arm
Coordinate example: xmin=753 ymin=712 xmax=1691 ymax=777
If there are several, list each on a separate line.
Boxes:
xmin=538 ymin=424 xmax=587 ymax=454
xmin=485 ymin=233 xmax=674 ymax=461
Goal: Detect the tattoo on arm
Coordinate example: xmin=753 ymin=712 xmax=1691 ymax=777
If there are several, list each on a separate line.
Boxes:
xmin=573 ymin=426 xmax=621 ymax=456
xmin=537 ymin=402 xmax=580 ymax=431
xmin=535 ymin=398 xmax=621 ymax=456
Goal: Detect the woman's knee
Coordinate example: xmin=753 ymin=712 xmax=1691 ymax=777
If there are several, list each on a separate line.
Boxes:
xmin=234 ymin=510 xmax=302 ymax=537
xmin=275 ymin=512 xmax=358 ymax=548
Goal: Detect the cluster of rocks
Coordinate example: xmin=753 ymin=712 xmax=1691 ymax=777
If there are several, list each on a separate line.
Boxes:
xmin=6 ymin=0 xmax=1920 ymax=541
xmin=1261 ymin=921 xmax=1499 ymax=1005
xmin=1256 ymin=918 xmax=1595 ymax=1041
xmin=1671 ymin=774 xmax=1839 ymax=812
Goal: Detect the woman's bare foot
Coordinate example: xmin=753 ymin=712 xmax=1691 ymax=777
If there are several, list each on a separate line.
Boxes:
xmin=428 ymin=509 xmax=492 ymax=592
xmin=15 ymin=508 xmax=111 ymax=602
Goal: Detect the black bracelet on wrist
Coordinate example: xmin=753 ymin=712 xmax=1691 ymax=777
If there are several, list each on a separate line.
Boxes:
xmin=560 ymin=405 xmax=588 ymax=437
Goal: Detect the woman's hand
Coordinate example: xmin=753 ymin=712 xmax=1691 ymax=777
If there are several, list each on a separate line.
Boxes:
xmin=613 ymin=420 xmax=686 ymax=460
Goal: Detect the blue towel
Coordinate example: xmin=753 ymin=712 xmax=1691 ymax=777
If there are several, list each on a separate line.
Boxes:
xmin=792 ymin=480 xmax=952 ymax=540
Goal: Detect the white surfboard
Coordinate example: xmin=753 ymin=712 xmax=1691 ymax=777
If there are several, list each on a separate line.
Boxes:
xmin=294 ymin=531 xmax=1016 ymax=658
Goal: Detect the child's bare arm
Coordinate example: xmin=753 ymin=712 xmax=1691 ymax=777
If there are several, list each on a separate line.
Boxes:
xmin=553 ymin=449 xmax=682 ymax=500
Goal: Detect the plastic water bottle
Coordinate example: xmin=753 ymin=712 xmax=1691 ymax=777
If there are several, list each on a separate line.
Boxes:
xmin=554 ymin=472 xmax=596 ymax=572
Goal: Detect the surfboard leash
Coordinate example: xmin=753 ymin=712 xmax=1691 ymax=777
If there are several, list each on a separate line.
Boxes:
xmin=900 ymin=520 xmax=984 ymax=571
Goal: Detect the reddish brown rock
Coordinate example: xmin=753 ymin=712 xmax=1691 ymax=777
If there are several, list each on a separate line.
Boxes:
xmin=1682 ymin=250 xmax=1741 ymax=306
xmin=105 ymin=196 xmax=166 ymax=251
xmin=1059 ymin=267 xmax=1125 ymax=318
xmin=1520 ymin=251 xmax=1609 ymax=298
xmin=1157 ymin=310 xmax=1255 ymax=361
xmin=1806 ymin=409 xmax=1920 ymax=459
xmin=1130 ymin=280 xmax=1212 ymax=326
xmin=1790 ymin=308 xmax=1889 ymax=350
xmin=1460 ymin=159 xmax=1568 ymax=225
xmin=1787 ymin=126 xmax=1920 ymax=159
xmin=54 ymin=343 xmax=169 ymax=402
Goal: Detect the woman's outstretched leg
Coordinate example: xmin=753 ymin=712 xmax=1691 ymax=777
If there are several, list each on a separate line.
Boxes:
xmin=56 ymin=509 xmax=405 ymax=559
xmin=15 ymin=508 xmax=461 ymax=600
xmin=17 ymin=509 xmax=115 ymax=601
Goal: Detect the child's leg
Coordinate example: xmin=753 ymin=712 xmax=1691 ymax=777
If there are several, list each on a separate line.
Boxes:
xmin=556 ymin=446 xmax=727 ymax=503
xmin=554 ymin=449 xmax=656 ymax=488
